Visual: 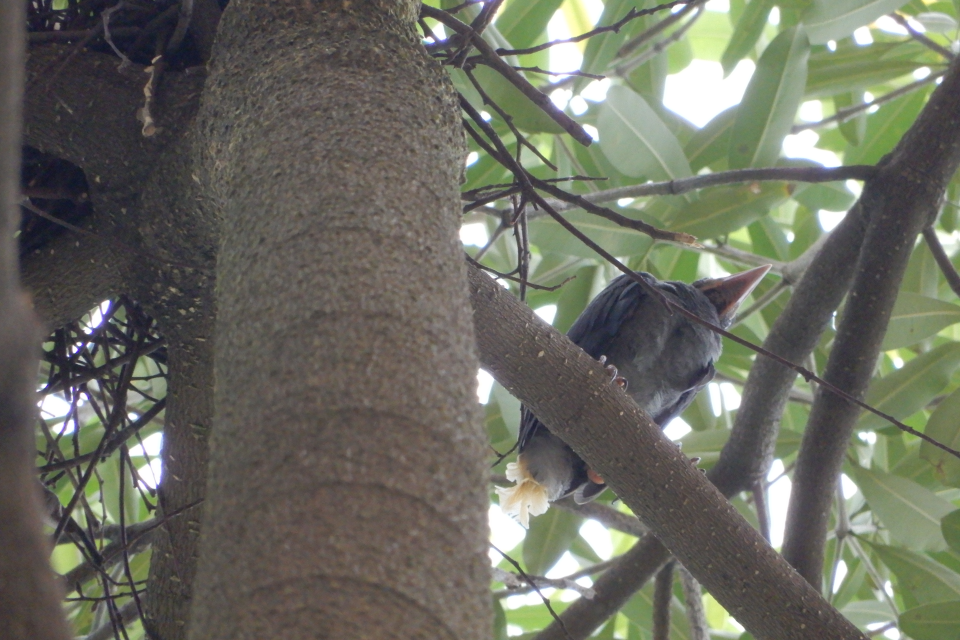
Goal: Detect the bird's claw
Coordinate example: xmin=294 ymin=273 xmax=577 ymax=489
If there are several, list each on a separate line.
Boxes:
xmin=598 ymin=355 xmax=628 ymax=390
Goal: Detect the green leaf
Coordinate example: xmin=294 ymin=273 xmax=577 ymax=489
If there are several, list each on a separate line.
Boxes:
xmin=920 ymin=387 xmax=960 ymax=487
xmin=802 ymin=0 xmax=912 ymax=44
xmin=835 ymin=91 xmax=867 ymax=146
xmin=748 ymin=216 xmax=791 ymax=261
xmin=882 ymin=292 xmax=960 ymax=349
xmin=845 ymin=88 xmax=929 ymax=166
xmin=805 ymin=41 xmax=930 ymax=99
xmin=598 ymin=86 xmax=693 ymax=182
xmin=522 ymin=508 xmax=582 ymax=575
xmin=684 ymin=9 xmax=737 ymax=61
xmin=686 ymin=106 xmax=737 ymax=171
xmin=527 ymin=209 xmax=655 ymax=260
xmin=915 ymin=11 xmax=959 ymax=32
xmin=840 ymin=600 xmax=897 ymax=630
xmin=792 ymin=181 xmax=856 ymax=212
xmin=943 ymin=510 xmax=960 ymax=554
xmin=850 ymin=464 xmax=954 ymax=551
xmin=553 ymin=265 xmax=598 ymax=334
xmin=493 ymin=597 xmax=509 ymax=640
xmin=721 ymin=0 xmax=775 ymax=76
xmin=496 ymin=0 xmax=565 ymax=48
xmin=578 ymin=0 xmax=645 ymax=90
xmin=900 ymin=601 xmax=960 ymax=640
xmin=666 ymin=182 xmax=792 ymax=238
xmin=858 ymin=342 xmax=960 ymax=431
xmin=872 ymin=544 xmax=960 ymax=605
xmin=469 ymin=66 xmax=566 ymax=134
xmin=729 ymin=27 xmax=810 ymax=169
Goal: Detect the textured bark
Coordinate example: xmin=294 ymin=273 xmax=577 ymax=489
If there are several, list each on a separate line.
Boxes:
xmin=186 ymin=2 xmax=490 ymax=639
xmin=0 ymin=4 xmax=71 ymax=638
xmin=142 ymin=327 xmax=213 ymax=638
xmin=783 ymin=55 xmax=960 ymax=589
xmin=470 ymin=266 xmax=867 ymax=640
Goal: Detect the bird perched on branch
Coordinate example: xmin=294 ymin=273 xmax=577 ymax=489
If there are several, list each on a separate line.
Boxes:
xmin=497 ymin=265 xmax=771 ymax=527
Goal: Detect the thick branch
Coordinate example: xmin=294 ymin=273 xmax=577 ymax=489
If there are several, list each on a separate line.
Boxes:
xmin=709 ymin=203 xmax=866 ymax=495
xmin=469 ymin=265 xmax=867 ymax=640
xmin=783 ymin=55 xmax=960 ymax=588
xmin=0 ymin=5 xmax=71 ymax=638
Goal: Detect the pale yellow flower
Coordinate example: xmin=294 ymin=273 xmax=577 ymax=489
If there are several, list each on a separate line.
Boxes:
xmin=496 ymin=456 xmax=549 ymax=528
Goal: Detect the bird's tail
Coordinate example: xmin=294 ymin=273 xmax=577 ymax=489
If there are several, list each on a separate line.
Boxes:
xmin=496 ymin=455 xmax=550 ymax=528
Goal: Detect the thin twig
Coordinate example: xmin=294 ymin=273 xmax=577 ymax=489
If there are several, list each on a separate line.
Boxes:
xmin=617 ymin=0 xmax=704 ymax=58
xmin=653 ymin=561 xmax=674 ymax=640
xmin=678 ymin=566 xmax=710 ymax=640
xmin=422 ymin=5 xmax=593 ymax=146
xmin=922 ymin=225 xmax=960 ymax=298
xmin=889 ymin=13 xmax=955 ymax=60
xmin=466 ymin=254 xmax=573 ymax=291
xmin=491 ymin=544 xmax=573 ymax=640
xmin=614 ymin=3 xmax=705 ymax=77
xmin=793 ymin=71 xmax=945 ymax=133
xmin=496 ymin=0 xmax=694 ymax=57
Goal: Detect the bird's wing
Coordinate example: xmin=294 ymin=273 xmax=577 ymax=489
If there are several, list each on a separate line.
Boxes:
xmin=566 ymin=274 xmax=651 ymax=359
xmin=517 ymin=406 xmax=542 ymax=451
xmin=519 ymin=275 xmax=649 ymax=450
xmin=652 ymin=360 xmax=716 ymax=427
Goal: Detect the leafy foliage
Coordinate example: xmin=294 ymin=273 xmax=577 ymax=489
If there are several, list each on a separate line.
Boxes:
xmin=435 ymin=0 xmax=960 ymax=637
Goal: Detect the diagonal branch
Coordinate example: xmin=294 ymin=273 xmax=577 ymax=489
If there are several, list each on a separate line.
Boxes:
xmin=469 ymin=265 xmax=868 ymax=640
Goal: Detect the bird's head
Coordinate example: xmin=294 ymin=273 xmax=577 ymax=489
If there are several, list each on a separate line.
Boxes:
xmin=692 ymin=265 xmax=772 ymax=328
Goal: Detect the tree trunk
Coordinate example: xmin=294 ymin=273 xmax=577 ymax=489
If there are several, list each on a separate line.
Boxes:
xmin=0 ymin=4 xmax=71 ymax=639
xmin=186 ymin=3 xmax=491 ymax=638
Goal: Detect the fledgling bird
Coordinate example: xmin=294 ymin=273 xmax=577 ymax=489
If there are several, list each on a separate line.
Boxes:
xmin=497 ymin=265 xmax=771 ymax=527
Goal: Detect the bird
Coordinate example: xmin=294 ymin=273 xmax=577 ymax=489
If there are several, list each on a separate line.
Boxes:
xmin=496 ymin=265 xmax=771 ymax=527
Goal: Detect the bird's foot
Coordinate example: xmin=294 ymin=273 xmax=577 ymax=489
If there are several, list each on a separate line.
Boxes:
xmin=598 ymin=355 xmax=628 ymax=390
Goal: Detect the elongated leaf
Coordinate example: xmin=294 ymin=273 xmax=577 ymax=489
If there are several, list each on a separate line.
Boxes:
xmin=792 ymin=181 xmax=856 ymax=212
xmin=840 ymin=600 xmax=897 ymax=630
xmin=858 ymin=342 xmax=960 ymax=431
xmin=522 ymin=508 xmax=582 ymax=575
xmin=899 ymin=601 xmax=960 ymax=640
xmin=835 ymin=91 xmax=867 ymax=146
xmin=920 ymin=387 xmax=960 ymax=487
xmin=598 ymin=86 xmax=693 ymax=182
xmin=803 ymin=0 xmax=912 ymax=44
xmin=872 ymin=544 xmax=960 ymax=605
xmin=686 ymin=106 xmax=737 ymax=171
xmin=883 ymin=292 xmax=960 ymax=350
xmin=578 ymin=0 xmax=645 ymax=90
xmin=527 ymin=208 xmax=656 ymax=260
xmin=845 ymin=88 xmax=929 ymax=166
xmin=493 ymin=598 xmax=509 ymax=640
xmin=805 ymin=41 xmax=930 ymax=99
xmin=851 ymin=464 xmax=954 ymax=551
xmin=470 ymin=66 xmax=566 ymax=134
xmin=553 ymin=265 xmax=598 ymax=334
xmin=944 ymin=509 xmax=960 ymax=554
xmin=721 ymin=0 xmax=775 ymax=75
xmin=496 ymin=0 xmax=565 ymax=48
xmin=729 ymin=27 xmax=810 ymax=169
xmin=666 ymin=182 xmax=791 ymax=238
xmin=916 ymin=11 xmax=959 ymax=33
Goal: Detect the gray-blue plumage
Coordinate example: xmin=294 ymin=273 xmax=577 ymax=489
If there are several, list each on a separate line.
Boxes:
xmin=515 ymin=267 xmax=768 ymax=505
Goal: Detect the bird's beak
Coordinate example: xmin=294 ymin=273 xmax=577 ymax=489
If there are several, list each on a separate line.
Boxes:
xmin=694 ymin=264 xmax=772 ymax=323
